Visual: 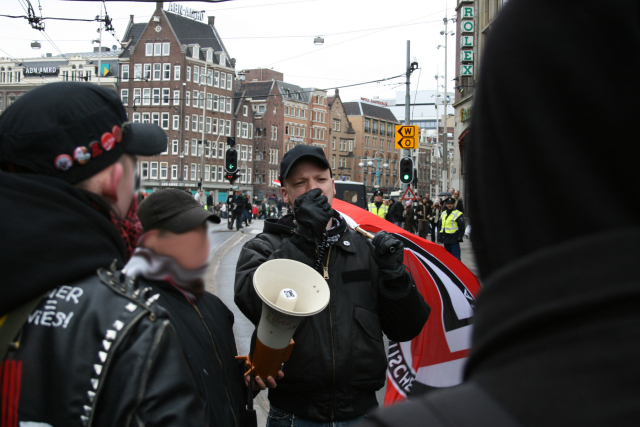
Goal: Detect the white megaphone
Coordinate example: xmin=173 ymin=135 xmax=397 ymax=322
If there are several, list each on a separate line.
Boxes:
xmin=246 ymin=259 xmax=330 ymax=380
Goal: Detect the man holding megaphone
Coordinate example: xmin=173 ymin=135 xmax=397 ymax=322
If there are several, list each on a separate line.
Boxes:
xmin=235 ymin=145 xmax=431 ymax=426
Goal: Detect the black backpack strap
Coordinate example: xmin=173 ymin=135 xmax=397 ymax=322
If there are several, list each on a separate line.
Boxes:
xmin=364 ymin=381 xmax=521 ymax=427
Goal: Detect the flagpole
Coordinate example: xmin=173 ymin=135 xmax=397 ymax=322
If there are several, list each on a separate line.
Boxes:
xmin=97 ymin=2 xmax=103 ymax=86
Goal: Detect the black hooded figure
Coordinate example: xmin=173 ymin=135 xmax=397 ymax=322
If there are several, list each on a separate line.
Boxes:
xmin=357 ymin=0 xmax=640 ymax=426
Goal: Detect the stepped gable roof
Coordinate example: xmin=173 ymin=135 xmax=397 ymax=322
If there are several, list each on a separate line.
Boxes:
xmin=164 ymin=11 xmax=231 ymax=67
xmin=244 ymin=81 xmax=273 ymax=101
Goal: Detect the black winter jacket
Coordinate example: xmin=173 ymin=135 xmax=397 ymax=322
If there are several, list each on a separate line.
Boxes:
xmin=0 ymin=174 xmax=204 ymax=426
xmin=234 ymin=214 xmax=430 ymax=422
xmin=3 ymin=270 xmax=205 ymax=427
xmin=387 ymin=201 xmax=404 ymax=224
xmin=143 ymin=280 xmax=249 ymax=427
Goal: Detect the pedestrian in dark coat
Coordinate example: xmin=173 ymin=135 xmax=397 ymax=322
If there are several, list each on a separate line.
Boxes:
xmin=403 ymin=200 xmax=415 ymax=233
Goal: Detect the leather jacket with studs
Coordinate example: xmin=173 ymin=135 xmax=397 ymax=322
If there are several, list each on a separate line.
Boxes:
xmin=2 ymin=267 xmax=205 ymax=427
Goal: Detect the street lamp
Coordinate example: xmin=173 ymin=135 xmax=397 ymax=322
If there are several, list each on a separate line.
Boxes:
xmin=358 ymin=152 xmax=389 ymax=190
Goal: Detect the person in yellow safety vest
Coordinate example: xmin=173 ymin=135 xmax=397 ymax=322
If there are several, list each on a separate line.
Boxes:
xmin=439 ymin=197 xmax=465 ymax=261
xmin=368 ymin=190 xmax=388 ymax=219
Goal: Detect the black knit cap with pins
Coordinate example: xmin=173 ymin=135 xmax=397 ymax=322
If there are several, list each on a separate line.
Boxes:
xmin=0 ymin=82 xmax=168 ymax=184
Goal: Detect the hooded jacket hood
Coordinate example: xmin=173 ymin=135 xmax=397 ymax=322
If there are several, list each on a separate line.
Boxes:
xmin=0 ymin=173 xmax=125 ymax=315
xmin=468 ymin=0 xmax=640 ymax=281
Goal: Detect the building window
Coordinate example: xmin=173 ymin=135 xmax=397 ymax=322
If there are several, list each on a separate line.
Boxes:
xmin=150 ymin=162 xmax=158 ymax=179
xmin=227 ymin=74 xmax=232 ymax=90
xmin=186 ymin=92 xmax=190 ymax=106
xmin=364 ymin=120 xmax=370 ymax=132
xmin=152 ymin=63 xmax=160 ymax=80
xmin=143 ymin=64 xmax=151 ymax=80
xmin=163 ymin=63 xmax=171 ymax=80
xmin=173 ymin=90 xmax=180 ymax=105
xmin=172 ymin=140 xmax=179 ymax=154
xmin=207 ymin=70 xmax=213 ymax=86
xmin=225 ymin=120 xmax=231 ymax=136
xmin=142 ymin=113 xmax=150 ymax=123
xmin=140 ymin=162 xmax=148 ymax=179
xmin=153 ymin=42 xmax=162 ymax=56
xmin=160 ymin=162 xmax=168 ymax=179
xmin=204 ymin=165 xmax=210 ymax=181
xmin=120 ymin=89 xmax=128 ymax=105
xmin=174 ymin=65 xmax=180 ymax=80
xmin=226 ymin=98 xmax=231 ymax=114
xmin=121 ymin=64 xmax=129 ymax=81
xmin=152 ymin=113 xmax=160 ymax=126
xmin=214 ymin=71 xmax=219 ymax=87
xmin=212 ymin=118 xmax=218 ymax=134
xmin=184 ymin=140 xmax=189 ymax=156
xmin=134 ymin=64 xmax=142 ymax=80
xmin=211 ymin=141 xmax=218 ymax=158
xmin=206 ymin=93 xmax=212 ymax=110
xmin=186 ymin=66 xmax=191 ymax=82
xmin=185 ymin=116 xmax=190 ymax=131
xmin=220 ymin=72 xmax=226 ymax=89
xmin=143 ymin=88 xmax=150 ymax=105
xmin=193 ymin=90 xmax=199 ymax=107
xmin=171 ymin=165 xmax=178 ymax=179
xmin=206 ymin=117 xmax=211 ymax=133
xmin=162 ymin=42 xmax=170 ymax=56
xmin=192 ymin=115 xmax=198 ymax=132
xmin=145 ymin=43 xmax=153 ymax=56
xmin=193 ymin=66 xmax=199 ymax=84
xmin=161 ymin=113 xmax=169 ymax=130
xmin=258 ymin=105 xmax=265 ymax=114
xmin=373 ymin=121 xmax=378 ymax=134
xmin=333 ymin=119 xmax=340 ymax=131
xmin=218 ymin=165 xmax=223 ymax=182
xmin=243 ymin=105 xmax=248 ymax=117
xmin=191 ymin=163 xmax=196 ymax=180
xmin=152 ymin=88 xmax=160 ymax=105
xmin=132 ymin=112 xmax=140 ymax=123
xmin=184 ymin=165 xmax=189 ymax=180
xmin=162 ymin=88 xmax=170 ymax=105
xmin=214 ymin=94 xmax=219 ymax=111
xmin=199 ymin=116 xmax=204 ymax=132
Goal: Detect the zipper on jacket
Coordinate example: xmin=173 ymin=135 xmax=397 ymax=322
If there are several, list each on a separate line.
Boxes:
xmin=323 ymin=245 xmax=337 ymax=421
xmin=192 ymin=304 xmax=238 ymax=427
xmin=323 ymin=246 xmax=332 ymax=280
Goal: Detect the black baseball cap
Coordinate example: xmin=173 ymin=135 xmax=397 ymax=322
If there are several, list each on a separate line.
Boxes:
xmin=138 ymin=189 xmax=220 ymax=234
xmin=0 ymin=82 xmax=168 ymax=184
xmin=279 ymin=144 xmax=332 ymax=181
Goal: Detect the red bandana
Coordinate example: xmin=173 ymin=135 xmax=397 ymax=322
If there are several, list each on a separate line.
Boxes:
xmin=111 ymin=197 xmax=143 ymax=261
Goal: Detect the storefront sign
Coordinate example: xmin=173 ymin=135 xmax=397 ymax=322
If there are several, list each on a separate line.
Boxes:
xmin=23 ymin=66 xmax=58 ymax=76
xmin=360 ymin=97 xmax=388 ymax=107
xmin=460 ymin=106 xmax=473 ymax=122
xmin=160 ymin=181 xmax=185 ymax=187
xmin=289 ymin=137 xmax=304 ymax=142
xmin=166 ymin=3 xmax=204 ymax=21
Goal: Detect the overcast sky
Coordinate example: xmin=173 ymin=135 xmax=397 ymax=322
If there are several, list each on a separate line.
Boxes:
xmin=0 ymin=0 xmax=458 ymax=102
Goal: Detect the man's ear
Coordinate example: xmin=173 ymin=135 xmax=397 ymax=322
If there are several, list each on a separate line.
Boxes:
xmin=100 ymin=162 xmax=124 ymax=204
xmin=140 ymin=229 xmax=159 ymax=249
xmin=281 ymin=186 xmax=289 ymax=205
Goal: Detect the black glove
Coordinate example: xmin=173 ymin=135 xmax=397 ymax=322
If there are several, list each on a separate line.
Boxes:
xmin=370 ymin=231 xmax=405 ymax=280
xmin=293 ymin=188 xmax=332 ymax=238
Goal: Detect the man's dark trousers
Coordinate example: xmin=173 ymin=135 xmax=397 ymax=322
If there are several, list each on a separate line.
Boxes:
xmin=444 ymin=243 xmax=461 ymax=261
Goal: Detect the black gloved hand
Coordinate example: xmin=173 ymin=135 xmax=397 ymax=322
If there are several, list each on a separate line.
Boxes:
xmin=293 ymin=188 xmax=332 ymax=238
xmin=370 ymin=231 xmax=405 ymax=280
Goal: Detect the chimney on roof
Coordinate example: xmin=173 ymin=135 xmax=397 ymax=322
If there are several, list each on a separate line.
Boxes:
xmin=156 ymin=2 xmax=163 ymax=11
xmin=208 ymin=16 xmax=215 ymax=26
xmin=129 ymin=15 xmax=134 ymax=25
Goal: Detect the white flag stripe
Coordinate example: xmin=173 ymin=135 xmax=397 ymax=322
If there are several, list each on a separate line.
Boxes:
xmin=415 ymin=357 xmax=468 ymax=387
xmin=444 ymin=324 xmax=474 ymax=353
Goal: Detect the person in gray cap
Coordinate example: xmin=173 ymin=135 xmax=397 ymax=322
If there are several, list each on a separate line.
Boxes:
xmin=125 ymin=189 xmax=280 ymax=426
xmin=0 ymin=82 xmax=204 ymax=426
xmin=234 ymin=144 xmax=430 ymax=426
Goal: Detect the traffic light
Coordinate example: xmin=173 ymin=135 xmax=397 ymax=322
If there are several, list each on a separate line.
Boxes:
xmin=227 ymin=137 xmax=236 ymax=146
xmin=399 ymin=157 xmax=414 ymax=184
xmin=225 ymin=148 xmax=238 ymax=174
xmin=412 ymin=168 xmax=418 ymax=186
xmin=225 ymin=172 xmax=238 ymax=182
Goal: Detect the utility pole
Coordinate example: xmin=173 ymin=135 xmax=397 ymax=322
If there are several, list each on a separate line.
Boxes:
xmin=97 ymin=2 xmax=103 ymax=85
xmin=442 ymin=16 xmax=448 ymax=192
xmin=403 ymin=41 xmax=411 ymax=194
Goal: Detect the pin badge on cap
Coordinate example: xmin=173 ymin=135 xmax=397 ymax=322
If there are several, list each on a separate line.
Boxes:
xmin=90 ymin=141 xmax=103 ymax=158
xmin=101 ymin=132 xmax=116 ymax=151
xmin=112 ymin=125 xmax=122 ymax=143
xmin=73 ymin=146 xmax=91 ymax=165
xmin=54 ymin=154 xmax=73 ymax=171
